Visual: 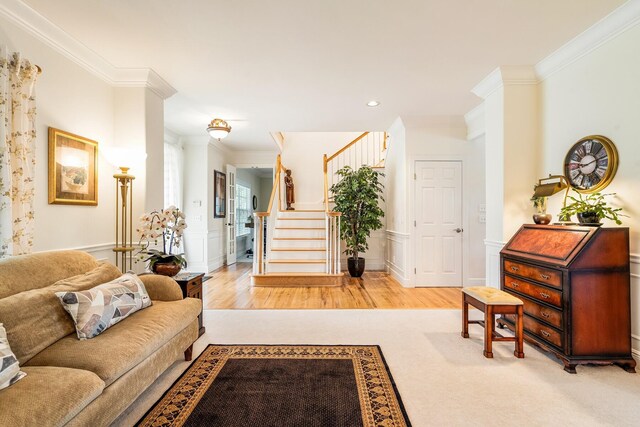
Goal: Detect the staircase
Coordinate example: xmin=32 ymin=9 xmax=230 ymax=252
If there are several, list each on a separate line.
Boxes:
xmin=251 ymin=132 xmax=387 ymax=287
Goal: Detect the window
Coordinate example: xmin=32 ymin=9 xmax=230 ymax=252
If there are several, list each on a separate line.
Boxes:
xmin=164 ymin=142 xmax=183 ymax=209
xmin=236 ymin=184 xmax=251 ymax=236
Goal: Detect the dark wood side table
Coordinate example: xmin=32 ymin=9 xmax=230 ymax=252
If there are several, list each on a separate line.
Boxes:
xmin=173 ymin=272 xmax=206 ymax=337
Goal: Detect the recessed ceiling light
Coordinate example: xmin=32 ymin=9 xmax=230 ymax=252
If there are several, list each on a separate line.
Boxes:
xmin=367 ymin=100 xmax=380 ymax=107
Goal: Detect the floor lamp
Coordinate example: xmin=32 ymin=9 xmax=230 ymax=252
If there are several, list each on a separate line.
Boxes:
xmin=113 ymin=167 xmax=135 ymax=272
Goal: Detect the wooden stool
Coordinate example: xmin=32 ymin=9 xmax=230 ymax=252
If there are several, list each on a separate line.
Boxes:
xmin=461 ymin=287 xmax=524 ymax=358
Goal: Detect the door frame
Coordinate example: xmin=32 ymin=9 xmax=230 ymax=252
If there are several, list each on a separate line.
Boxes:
xmin=225 ymin=164 xmax=237 ymax=265
xmin=409 ymin=156 xmax=469 ymax=288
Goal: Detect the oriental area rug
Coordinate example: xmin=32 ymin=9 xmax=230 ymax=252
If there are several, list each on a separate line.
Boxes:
xmin=138 ymin=345 xmax=411 ymax=427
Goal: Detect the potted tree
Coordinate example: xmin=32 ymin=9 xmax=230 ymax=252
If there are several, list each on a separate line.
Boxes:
xmin=559 ymin=192 xmax=626 ymax=226
xmin=330 ymin=166 xmax=384 ymax=277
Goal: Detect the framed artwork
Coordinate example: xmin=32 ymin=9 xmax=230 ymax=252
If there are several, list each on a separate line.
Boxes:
xmin=48 ymin=127 xmax=98 ymax=205
xmin=214 ymin=170 xmax=226 ymax=218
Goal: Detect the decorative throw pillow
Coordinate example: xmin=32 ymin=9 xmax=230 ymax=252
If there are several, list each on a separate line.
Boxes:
xmin=56 ymin=273 xmax=152 ymax=340
xmin=0 ymin=323 xmax=27 ymax=390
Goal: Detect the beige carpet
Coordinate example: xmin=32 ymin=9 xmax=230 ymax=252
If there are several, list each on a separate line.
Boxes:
xmin=112 ymin=309 xmax=640 ymax=427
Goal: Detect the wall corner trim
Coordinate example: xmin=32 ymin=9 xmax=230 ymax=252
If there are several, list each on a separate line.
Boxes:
xmin=471 ymin=66 xmax=538 ymax=100
xmin=464 ymin=103 xmax=485 ymax=140
xmin=0 ymin=0 xmax=177 ymax=99
xmin=535 ymin=1 xmax=640 ymax=81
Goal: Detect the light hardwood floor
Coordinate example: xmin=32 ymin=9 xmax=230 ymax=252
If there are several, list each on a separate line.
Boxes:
xmin=203 ymin=262 xmax=462 ymax=309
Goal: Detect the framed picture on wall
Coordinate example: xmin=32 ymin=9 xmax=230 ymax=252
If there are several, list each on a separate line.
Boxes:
xmin=214 ymin=170 xmax=226 ymax=218
xmin=48 ymin=127 xmax=98 ymax=205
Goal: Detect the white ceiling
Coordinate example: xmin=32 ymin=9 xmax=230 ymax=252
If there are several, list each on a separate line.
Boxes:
xmin=24 ymin=0 xmax=625 ymax=151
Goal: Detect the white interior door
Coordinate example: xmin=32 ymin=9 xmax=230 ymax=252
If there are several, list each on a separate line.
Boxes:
xmin=226 ymin=164 xmax=237 ymax=265
xmin=415 ymin=161 xmax=463 ymax=286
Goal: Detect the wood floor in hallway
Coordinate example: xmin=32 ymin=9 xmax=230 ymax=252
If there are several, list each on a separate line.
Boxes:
xmin=203 ymin=262 xmax=462 ymax=309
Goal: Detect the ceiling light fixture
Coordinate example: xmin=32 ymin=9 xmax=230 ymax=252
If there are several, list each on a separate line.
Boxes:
xmin=367 ymin=100 xmax=380 ymax=107
xmin=206 ymin=118 xmax=232 ymax=140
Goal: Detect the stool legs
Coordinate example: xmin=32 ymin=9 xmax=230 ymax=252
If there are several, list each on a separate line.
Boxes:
xmin=514 ymin=305 xmax=524 ymax=358
xmin=483 ymin=306 xmax=494 ymax=358
xmin=461 ymin=295 xmax=469 ymax=339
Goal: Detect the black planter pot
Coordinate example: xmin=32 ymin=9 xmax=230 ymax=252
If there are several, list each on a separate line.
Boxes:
xmin=347 ymin=257 xmax=366 ymax=277
xmin=577 ymin=211 xmax=600 ymax=225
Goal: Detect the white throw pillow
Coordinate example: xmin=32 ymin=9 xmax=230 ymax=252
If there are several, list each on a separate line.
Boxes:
xmin=0 ymin=323 xmax=27 ymax=390
xmin=56 ymin=273 xmax=152 ymax=340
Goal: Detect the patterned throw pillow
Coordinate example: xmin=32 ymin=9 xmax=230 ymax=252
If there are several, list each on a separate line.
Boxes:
xmin=56 ymin=273 xmax=152 ymax=340
xmin=0 ymin=323 xmax=27 ymax=390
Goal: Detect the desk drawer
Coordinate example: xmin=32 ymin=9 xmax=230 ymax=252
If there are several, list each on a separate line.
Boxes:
xmin=504 ymin=314 xmax=563 ymax=348
xmin=504 ymin=275 xmax=562 ymax=308
xmin=521 ymin=296 xmax=563 ymax=330
xmin=504 ymin=260 xmax=562 ymax=289
xmin=187 ymin=281 xmax=202 ymax=299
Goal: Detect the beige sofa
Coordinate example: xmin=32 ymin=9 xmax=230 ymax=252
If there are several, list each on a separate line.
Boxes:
xmin=0 ymin=250 xmax=201 ymax=427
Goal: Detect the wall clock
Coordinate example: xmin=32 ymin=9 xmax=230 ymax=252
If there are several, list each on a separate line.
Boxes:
xmin=563 ymin=135 xmax=618 ymax=193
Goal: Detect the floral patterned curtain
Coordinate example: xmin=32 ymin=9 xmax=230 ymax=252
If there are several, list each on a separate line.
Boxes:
xmin=0 ymin=49 xmax=38 ymax=257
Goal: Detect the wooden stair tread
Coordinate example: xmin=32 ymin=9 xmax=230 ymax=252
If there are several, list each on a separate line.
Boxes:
xmin=273 ymin=237 xmax=324 ymax=240
xmin=278 ymin=218 xmax=324 ymax=220
xmin=268 ymin=259 xmax=325 ymax=264
xmin=275 ymin=227 xmax=325 ymax=230
xmin=271 ymin=248 xmax=327 ymax=251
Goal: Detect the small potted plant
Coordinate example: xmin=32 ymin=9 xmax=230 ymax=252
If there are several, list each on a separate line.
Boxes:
xmin=137 ymin=206 xmax=188 ymax=276
xmin=330 ymin=166 xmax=385 ymax=277
xmin=559 ymin=192 xmax=626 ymax=226
xmin=531 ymin=187 xmax=551 ymax=225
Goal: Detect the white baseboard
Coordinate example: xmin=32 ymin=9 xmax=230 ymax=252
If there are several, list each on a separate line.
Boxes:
xmin=386 ymin=262 xmax=411 ymax=288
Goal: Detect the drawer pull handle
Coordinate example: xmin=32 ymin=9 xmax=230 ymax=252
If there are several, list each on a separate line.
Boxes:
xmin=510 ymin=266 xmax=519 ymax=272
xmin=539 ymin=292 xmax=551 ymax=299
xmin=540 ymin=273 xmax=550 ymax=280
xmin=540 ymin=311 xmax=550 ymax=319
xmin=541 ymin=330 xmax=551 ymax=338
xmin=510 ymin=282 xmax=519 ymax=288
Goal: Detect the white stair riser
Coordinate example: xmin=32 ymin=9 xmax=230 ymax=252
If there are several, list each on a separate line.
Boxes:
xmin=270 ymin=250 xmax=326 ymax=260
xmin=276 ymin=219 xmax=325 ymax=228
xmin=274 ymin=228 xmax=325 ymax=239
xmin=271 ymin=239 xmax=326 ymax=249
xmin=267 ymin=263 xmax=326 ymax=273
xmin=277 ymin=210 xmax=325 ymax=219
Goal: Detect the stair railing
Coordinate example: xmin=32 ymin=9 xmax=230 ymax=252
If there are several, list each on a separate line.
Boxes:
xmin=324 ymin=131 xmax=387 ymax=191
xmin=322 ymin=131 xmax=387 ymax=274
xmin=253 ymin=154 xmax=285 ymax=275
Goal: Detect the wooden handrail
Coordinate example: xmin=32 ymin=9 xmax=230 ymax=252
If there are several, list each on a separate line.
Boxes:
xmin=326 ymin=132 xmax=369 ymax=162
xmin=256 ymin=154 xmax=282 ymax=216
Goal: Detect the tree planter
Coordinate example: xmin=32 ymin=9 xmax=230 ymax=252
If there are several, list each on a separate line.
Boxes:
xmin=347 ymin=257 xmax=365 ymax=278
xmin=577 ymin=211 xmax=600 ymax=225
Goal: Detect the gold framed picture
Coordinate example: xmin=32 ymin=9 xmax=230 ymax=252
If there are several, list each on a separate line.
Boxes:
xmin=48 ymin=127 xmax=98 ymax=205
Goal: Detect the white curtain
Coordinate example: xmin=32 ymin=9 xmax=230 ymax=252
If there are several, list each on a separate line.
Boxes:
xmin=164 ymin=141 xmax=183 ymax=209
xmin=0 ymin=49 xmax=38 ymax=258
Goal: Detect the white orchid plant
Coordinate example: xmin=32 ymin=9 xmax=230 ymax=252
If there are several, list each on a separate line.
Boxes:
xmin=136 ymin=206 xmax=188 ymax=270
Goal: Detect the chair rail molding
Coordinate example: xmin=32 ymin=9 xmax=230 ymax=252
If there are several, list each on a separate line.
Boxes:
xmin=0 ymin=0 xmax=176 ymax=99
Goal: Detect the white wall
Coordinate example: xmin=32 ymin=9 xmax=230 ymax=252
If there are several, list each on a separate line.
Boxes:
xmin=2 ymin=14 xmax=116 ymax=262
xmin=538 ymin=22 xmax=640 ymax=356
xmin=259 ymin=176 xmax=273 ymax=211
xmin=280 ymin=132 xmax=362 ymax=209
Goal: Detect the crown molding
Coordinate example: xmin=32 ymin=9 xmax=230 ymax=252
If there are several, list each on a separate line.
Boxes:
xmin=471 ymin=66 xmax=538 ymax=99
xmin=536 ymin=0 xmax=640 ymax=81
xmin=464 ymin=103 xmax=485 ymax=140
xmin=0 ymin=0 xmax=176 ymax=99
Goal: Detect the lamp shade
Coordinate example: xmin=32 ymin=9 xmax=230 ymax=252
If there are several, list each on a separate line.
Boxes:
xmin=206 ymin=118 xmax=231 ymax=140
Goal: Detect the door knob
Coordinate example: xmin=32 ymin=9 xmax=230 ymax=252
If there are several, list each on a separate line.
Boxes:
xmin=454 ymin=228 xmax=463 ymax=233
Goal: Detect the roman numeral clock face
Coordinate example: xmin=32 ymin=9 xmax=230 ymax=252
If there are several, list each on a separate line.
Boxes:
xmin=564 ymin=136 xmax=618 ymax=193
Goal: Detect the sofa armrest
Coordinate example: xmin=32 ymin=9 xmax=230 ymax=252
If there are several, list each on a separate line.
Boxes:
xmin=139 ymin=274 xmax=184 ymax=301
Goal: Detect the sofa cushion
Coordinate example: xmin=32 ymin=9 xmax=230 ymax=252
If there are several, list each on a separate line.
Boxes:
xmin=0 ymin=262 xmax=122 ymax=364
xmin=56 ymin=273 xmax=152 ymax=340
xmin=0 ymin=250 xmax=99 ymax=299
xmin=0 ymin=366 xmax=104 ymax=427
xmin=0 ymin=324 xmax=26 ymax=390
xmin=26 ymin=298 xmax=201 ymax=386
